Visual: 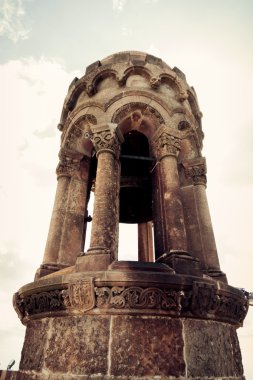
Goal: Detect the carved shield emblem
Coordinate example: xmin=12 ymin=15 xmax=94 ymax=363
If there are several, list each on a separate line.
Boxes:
xmin=63 ymin=278 xmax=95 ymax=312
xmin=191 ymin=281 xmax=219 ymax=316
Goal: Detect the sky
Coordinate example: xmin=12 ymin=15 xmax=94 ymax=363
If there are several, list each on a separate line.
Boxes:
xmin=0 ymin=0 xmax=253 ymax=376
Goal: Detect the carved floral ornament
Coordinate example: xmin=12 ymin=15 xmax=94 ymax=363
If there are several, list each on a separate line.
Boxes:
xmin=13 ymin=279 xmax=248 ymax=326
xmin=153 ymin=131 xmax=181 ymax=160
xmin=90 ymin=123 xmax=124 ymax=159
xmin=56 ymin=154 xmax=82 ymax=178
xmin=183 ymin=158 xmax=207 ymax=186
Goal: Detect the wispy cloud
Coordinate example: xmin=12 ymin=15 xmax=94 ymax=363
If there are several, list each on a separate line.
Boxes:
xmin=0 ymin=0 xmax=30 ymax=42
xmin=121 ymin=25 xmax=132 ymax=36
xmin=112 ymin=0 xmax=127 ymax=13
xmin=34 ymin=124 xmax=56 ymax=139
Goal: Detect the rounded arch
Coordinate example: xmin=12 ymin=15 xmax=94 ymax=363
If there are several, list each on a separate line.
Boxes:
xmin=160 ymin=73 xmax=187 ymax=100
xmin=111 ymin=102 xmax=165 ymax=141
xmin=61 ymin=113 xmax=97 ymax=157
xmin=123 ymin=66 xmax=152 ymax=82
xmin=90 ymin=69 xmax=118 ymax=93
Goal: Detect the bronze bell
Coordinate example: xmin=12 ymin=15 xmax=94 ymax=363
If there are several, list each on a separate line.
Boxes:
xmin=119 ymin=130 xmax=153 ymax=224
xmin=88 ymin=130 xmax=153 ymax=225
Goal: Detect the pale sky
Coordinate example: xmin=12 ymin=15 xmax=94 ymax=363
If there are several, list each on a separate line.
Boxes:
xmin=0 ymin=0 xmax=253 ymax=376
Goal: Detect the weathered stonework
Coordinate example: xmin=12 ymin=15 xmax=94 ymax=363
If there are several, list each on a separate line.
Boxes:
xmin=14 ymin=51 xmax=249 ymax=379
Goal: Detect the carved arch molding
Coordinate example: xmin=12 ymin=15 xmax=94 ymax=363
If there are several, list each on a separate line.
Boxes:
xmin=111 ymin=101 xmax=165 ymax=125
xmin=61 ymin=102 xmax=165 ymax=154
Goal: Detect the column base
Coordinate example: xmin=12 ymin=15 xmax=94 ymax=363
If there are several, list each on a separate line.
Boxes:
xmin=75 ymin=253 xmax=111 ymax=271
xmin=156 ymin=250 xmax=201 ymax=276
xmin=207 ymin=268 xmax=228 ymax=283
xmin=35 ymin=263 xmax=69 ymax=280
xmin=109 ymin=260 xmax=175 ymax=273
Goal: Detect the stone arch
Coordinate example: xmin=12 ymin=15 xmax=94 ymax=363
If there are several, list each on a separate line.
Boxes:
xmin=61 ymin=113 xmax=97 ymax=157
xmin=123 ymin=66 xmax=152 ymax=83
xmin=89 ymin=69 xmax=118 ymax=94
xmin=160 ymin=74 xmax=188 ymax=101
xmin=111 ymin=102 xmax=165 ymax=142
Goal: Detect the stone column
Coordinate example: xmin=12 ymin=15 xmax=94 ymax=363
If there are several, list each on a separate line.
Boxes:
xmin=39 ymin=174 xmax=70 ymax=276
xmin=153 ymin=127 xmax=188 ymax=253
xmin=152 ymin=127 xmax=200 ymax=274
xmin=86 ymin=123 xmax=123 ymax=266
xmin=183 ymin=158 xmax=225 ymax=280
xmin=36 ymin=151 xmax=90 ymax=278
xmin=57 ymin=154 xmax=90 ymax=267
xmin=151 ymin=161 xmax=168 ymax=260
xmin=138 ymin=222 xmax=154 ymax=262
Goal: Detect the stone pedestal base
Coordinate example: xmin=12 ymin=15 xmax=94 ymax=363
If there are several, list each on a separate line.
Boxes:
xmin=13 ymin=263 xmax=248 ymax=380
xmin=75 ymin=253 xmax=111 ymax=271
xmin=157 ymin=251 xmax=201 ymax=276
xmin=16 ymin=316 xmax=245 ymax=380
xmin=34 ymin=263 xmax=68 ymax=280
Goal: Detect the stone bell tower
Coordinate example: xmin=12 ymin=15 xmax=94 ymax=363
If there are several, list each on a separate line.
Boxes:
xmin=14 ymin=52 xmax=249 ymax=380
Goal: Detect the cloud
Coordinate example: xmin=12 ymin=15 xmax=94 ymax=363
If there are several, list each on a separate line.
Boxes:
xmin=0 ymin=56 xmax=83 ymax=369
xmin=33 ymin=124 xmax=56 ymax=139
xmin=0 ymin=56 xmax=81 ymax=266
xmin=112 ymin=0 xmax=127 ymax=13
xmin=0 ymin=0 xmax=30 ymax=42
xmin=121 ymin=25 xmax=132 ymax=36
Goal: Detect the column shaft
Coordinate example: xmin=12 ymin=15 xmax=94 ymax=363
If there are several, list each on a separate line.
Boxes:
xmin=57 ymin=176 xmax=89 ymax=267
xmin=42 ymin=176 xmax=70 ymax=267
xmin=194 ymin=184 xmax=220 ymax=271
xmin=160 ymin=155 xmax=188 ymax=252
xmin=37 ymin=152 xmax=90 ymax=278
xmin=88 ymin=152 xmax=120 ymax=260
xmin=152 ymin=163 xmax=168 ymax=260
xmin=138 ymin=222 xmax=154 ymax=262
xmin=183 ymin=157 xmax=223 ymax=275
xmin=86 ymin=123 xmax=123 ymax=263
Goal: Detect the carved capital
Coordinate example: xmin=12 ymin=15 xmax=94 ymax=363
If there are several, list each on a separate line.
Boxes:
xmin=56 ymin=149 xmax=83 ymax=179
xmin=91 ymin=123 xmax=124 ymax=159
xmin=183 ymin=157 xmax=207 ymax=186
xmin=152 ymin=130 xmax=181 ymax=160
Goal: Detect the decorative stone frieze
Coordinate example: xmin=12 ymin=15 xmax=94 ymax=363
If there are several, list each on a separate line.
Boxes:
xmin=13 ymin=277 xmax=248 ymax=326
xmin=94 ymin=286 xmax=182 ymax=312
